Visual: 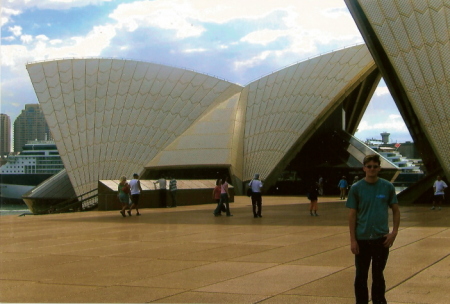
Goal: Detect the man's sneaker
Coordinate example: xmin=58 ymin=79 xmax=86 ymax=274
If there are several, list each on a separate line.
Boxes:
xmin=438 ymin=207 xmax=442 ymax=211
xmin=430 ymin=206 xmax=435 ymax=210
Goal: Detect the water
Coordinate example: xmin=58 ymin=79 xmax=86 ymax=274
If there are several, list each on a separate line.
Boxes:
xmin=0 ymin=203 xmax=30 ymax=216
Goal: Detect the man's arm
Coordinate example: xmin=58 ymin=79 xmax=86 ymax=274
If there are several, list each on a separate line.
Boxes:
xmin=384 ymin=204 xmax=400 ymax=248
xmin=138 ymin=180 xmax=143 ymax=192
xmin=348 ymin=208 xmax=359 ymax=255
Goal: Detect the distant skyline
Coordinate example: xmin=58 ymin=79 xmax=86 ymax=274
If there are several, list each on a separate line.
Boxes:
xmin=1 ymin=0 xmax=413 ymax=147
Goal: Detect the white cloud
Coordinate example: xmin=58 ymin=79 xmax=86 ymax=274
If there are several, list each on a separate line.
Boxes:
xmin=1 ymin=24 xmax=116 ymax=70
xmin=2 ymin=36 xmax=16 ymax=42
xmin=1 ymin=7 xmax=21 ymax=26
xmin=36 ymin=35 xmax=50 ymax=41
xmin=375 ymin=86 xmax=390 ymax=96
xmin=49 ymin=39 xmax=63 ymax=45
xmin=110 ymin=1 xmax=205 ymax=38
xmin=3 ymin=0 xmax=113 ymax=11
xmin=183 ymin=48 xmax=207 ymax=53
xmin=357 ymin=115 xmax=408 ymax=132
xmin=234 ymin=51 xmax=272 ymax=70
xmin=20 ymin=35 xmax=33 ymax=44
xmin=241 ymin=29 xmax=287 ymax=46
xmin=8 ymin=25 xmax=23 ymax=36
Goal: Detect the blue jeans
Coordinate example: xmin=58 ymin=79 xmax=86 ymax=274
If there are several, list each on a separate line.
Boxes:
xmin=214 ymin=193 xmax=230 ymax=215
xmin=354 ymin=237 xmax=389 ymax=304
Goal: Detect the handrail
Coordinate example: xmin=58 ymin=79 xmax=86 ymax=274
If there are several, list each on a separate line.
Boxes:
xmin=47 ymin=188 xmax=99 ymax=214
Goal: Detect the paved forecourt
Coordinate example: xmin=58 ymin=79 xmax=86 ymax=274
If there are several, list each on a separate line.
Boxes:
xmin=0 ymin=196 xmax=449 ymax=303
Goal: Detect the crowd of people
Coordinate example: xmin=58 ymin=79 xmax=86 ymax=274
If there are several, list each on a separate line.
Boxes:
xmin=114 ymin=154 xmax=449 ymax=303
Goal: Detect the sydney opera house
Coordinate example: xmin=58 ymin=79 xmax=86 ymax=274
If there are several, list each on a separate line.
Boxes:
xmin=23 ymin=1 xmax=449 ymax=213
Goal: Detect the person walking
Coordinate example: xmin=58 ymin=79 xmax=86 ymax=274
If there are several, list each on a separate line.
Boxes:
xmin=431 ymin=175 xmax=447 ymax=210
xmin=346 ymin=154 xmax=400 ymax=304
xmin=308 ymin=182 xmax=320 ymax=216
xmin=169 ymin=177 xmax=178 ymax=208
xmin=338 ymin=176 xmax=348 ymax=200
xmin=213 ymin=176 xmax=232 ymax=216
xmin=249 ymin=174 xmax=263 ymax=218
xmin=128 ymin=173 xmax=143 ymax=216
xmin=212 ymin=179 xmax=226 ymax=215
xmin=118 ymin=176 xmax=130 ymax=217
xmin=154 ymin=176 xmax=167 ymax=208
xmin=318 ymin=175 xmax=324 ymax=195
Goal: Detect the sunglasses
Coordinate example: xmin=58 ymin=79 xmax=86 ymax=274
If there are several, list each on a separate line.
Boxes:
xmin=365 ymin=165 xmax=380 ymax=169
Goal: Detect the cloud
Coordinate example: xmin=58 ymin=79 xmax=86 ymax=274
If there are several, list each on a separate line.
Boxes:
xmin=8 ymin=25 xmax=23 ymax=36
xmin=357 ymin=116 xmax=408 ymax=132
xmin=110 ymin=1 xmax=205 ymax=38
xmin=2 ymin=24 xmax=116 ymax=69
xmin=241 ymin=29 xmax=287 ymax=46
xmin=183 ymin=48 xmax=207 ymax=53
xmin=375 ymin=86 xmax=390 ymax=96
xmin=20 ymin=35 xmax=33 ymax=44
xmin=234 ymin=51 xmax=272 ymax=70
xmin=3 ymin=0 xmax=113 ymax=11
xmin=1 ymin=7 xmax=21 ymax=26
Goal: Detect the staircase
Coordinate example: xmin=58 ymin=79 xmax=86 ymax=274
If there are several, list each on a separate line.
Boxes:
xmin=47 ymin=188 xmax=98 ymax=214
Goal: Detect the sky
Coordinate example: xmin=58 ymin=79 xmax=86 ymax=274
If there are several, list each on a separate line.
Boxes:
xmin=1 ymin=0 xmax=413 ymax=148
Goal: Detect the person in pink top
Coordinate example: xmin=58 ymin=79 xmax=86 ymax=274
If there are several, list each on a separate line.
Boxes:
xmin=213 ymin=176 xmax=232 ymax=216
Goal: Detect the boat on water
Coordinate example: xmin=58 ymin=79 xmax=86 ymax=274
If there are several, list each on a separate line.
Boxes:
xmin=366 ymin=139 xmax=425 ymax=189
xmin=0 ymin=140 xmax=64 ymax=204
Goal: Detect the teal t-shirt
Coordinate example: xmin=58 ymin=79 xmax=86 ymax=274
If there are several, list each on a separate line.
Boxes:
xmin=346 ymin=178 xmax=398 ymax=240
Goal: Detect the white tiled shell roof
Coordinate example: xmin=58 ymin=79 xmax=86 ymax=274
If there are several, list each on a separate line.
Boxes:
xmin=358 ymin=0 xmax=450 ymax=180
xmin=147 ymin=45 xmax=374 ymax=182
xmin=27 ymin=59 xmax=242 ymax=196
xmin=242 ymin=44 xmax=374 ymax=180
xmin=146 ymin=92 xmax=245 ymax=180
xmin=27 ymin=45 xmax=374 ymax=196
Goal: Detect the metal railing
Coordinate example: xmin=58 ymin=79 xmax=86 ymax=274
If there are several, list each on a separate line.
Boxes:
xmin=48 ymin=188 xmax=98 ymax=214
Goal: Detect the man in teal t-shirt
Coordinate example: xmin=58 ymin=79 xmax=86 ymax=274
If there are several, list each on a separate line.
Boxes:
xmin=346 ymin=154 xmax=400 ymax=304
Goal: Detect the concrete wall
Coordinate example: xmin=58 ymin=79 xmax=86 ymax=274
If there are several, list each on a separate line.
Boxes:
xmin=98 ymin=180 xmax=235 ymax=211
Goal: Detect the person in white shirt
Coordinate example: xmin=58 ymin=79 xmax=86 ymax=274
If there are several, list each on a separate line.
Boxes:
xmin=431 ymin=175 xmax=447 ymax=210
xmin=249 ymin=174 xmax=263 ymax=218
xmin=128 ymin=173 xmax=143 ymax=216
xmin=154 ymin=177 xmax=167 ymax=208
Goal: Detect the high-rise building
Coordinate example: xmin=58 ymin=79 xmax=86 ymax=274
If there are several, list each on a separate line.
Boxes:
xmin=0 ymin=113 xmax=11 ymax=159
xmin=13 ymin=104 xmax=52 ymax=152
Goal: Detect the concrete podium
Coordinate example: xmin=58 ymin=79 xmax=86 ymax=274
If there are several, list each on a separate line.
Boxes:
xmin=98 ymin=179 xmax=234 ymax=211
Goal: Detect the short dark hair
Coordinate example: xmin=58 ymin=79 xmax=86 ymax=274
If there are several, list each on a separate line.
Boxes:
xmin=133 ymin=173 xmax=139 ymax=178
xmin=363 ymin=154 xmax=381 ymax=166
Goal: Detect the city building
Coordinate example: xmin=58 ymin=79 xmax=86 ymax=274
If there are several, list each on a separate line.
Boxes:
xmin=13 ymin=104 xmax=52 ymax=153
xmin=0 ymin=114 xmax=11 ymax=163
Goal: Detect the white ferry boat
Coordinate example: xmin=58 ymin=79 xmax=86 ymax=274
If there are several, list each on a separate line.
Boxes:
xmin=0 ymin=140 xmax=64 ymax=204
xmin=366 ymin=139 xmax=425 ymax=189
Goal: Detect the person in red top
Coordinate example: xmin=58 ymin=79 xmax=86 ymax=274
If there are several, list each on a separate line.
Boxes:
xmin=212 ymin=179 xmax=226 ymax=215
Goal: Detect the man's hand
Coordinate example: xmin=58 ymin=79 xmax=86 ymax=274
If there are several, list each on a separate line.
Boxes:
xmin=351 ymin=239 xmax=359 ymax=255
xmin=383 ymin=231 xmax=398 ymax=248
